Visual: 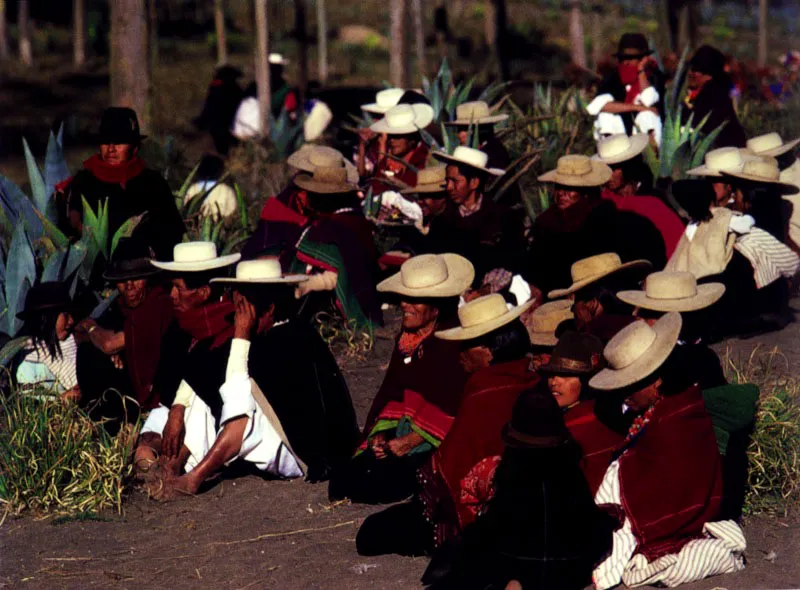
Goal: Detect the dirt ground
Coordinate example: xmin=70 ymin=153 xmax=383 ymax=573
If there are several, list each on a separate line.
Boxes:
xmin=2 ymin=308 xmax=800 ymax=590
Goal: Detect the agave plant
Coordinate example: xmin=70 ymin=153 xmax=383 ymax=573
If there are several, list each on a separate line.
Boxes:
xmin=421 ymin=58 xmax=510 ymax=124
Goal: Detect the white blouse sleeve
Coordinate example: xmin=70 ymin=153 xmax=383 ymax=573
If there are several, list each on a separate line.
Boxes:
xmin=172 ymin=379 xmax=196 ymax=408
xmin=586 ymin=93 xmax=615 ymax=116
xmin=635 ymin=86 xmax=659 ymax=107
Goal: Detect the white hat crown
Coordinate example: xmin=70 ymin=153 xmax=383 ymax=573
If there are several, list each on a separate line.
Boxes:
xmin=531 ymin=301 xmax=573 ymax=333
xmin=450 ymin=146 xmax=490 ymax=169
xmin=737 ymin=158 xmax=781 ymax=181
xmin=173 ymin=241 xmax=219 ymax=263
xmin=234 ymin=259 xmax=282 ymax=281
xmin=376 ymin=88 xmax=405 ymax=108
xmin=747 ymin=132 xmax=784 ymax=154
xmin=455 ymin=101 xmax=492 ymax=121
xmin=458 ymin=294 xmax=508 ymax=328
xmin=598 ymin=134 xmax=635 ymax=159
xmin=400 ymin=254 xmax=449 ymax=288
xmin=384 ymin=104 xmax=418 ymax=129
xmin=644 ymin=271 xmax=698 ymax=300
xmin=704 ymin=147 xmax=745 ymax=172
xmin=604 ymin=320 xmax=658 ymax=370
xmin=570 ymin=253 xmax=623 ymax=283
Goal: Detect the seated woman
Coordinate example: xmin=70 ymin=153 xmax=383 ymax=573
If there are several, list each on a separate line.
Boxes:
xmin=589 ymin=313 xmax=745 ymax=589
xmin=421 ymin=390 xmax=616 ymax=590
xmin=15 ymin=282 xmax=79 ymax=399
xmin=328 ymin=253 xmax=474 ymax=504
xmin=355 ymin=294 xmax=537 ymax=555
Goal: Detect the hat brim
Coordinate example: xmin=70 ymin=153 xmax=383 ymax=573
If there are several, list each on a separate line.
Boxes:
xmin=287 ymin=146 xmax=360 ymax=184
xmin=538 ymin=360 xmax=594 ymax=376
xmin=445 ymin=114 xmax=509 ymax=126
xmin=102 ymin=266 xmax=162 ymax=282
xmin=377 ymin=254 xmax=475 ymax=298
xmin=400 ymin=182 xmax=447 ymax=194
xmin=589 ymin=313 xmax=681 ymax=391
xmin=293 ymin=174 xmax=358 ymax=194
xmin=613 ymin=49 xmax=654 ymax=59
xmin=435 ymin=299 xmax=535 ymax=341
xmin=720 ymin=171 xmax=800 ymax=195
xmin=16 ymin=301 xmax=71 ymax=321
xmin=538 ymin=161 xmax=612 ymax=187
xmin=150 ymin=253 xmax=241 ymax=272
xmin=616 ymin=282 xmax=725 ymax=312
xmin=211 ymin=274 xmax=309 ymax=285
xmin=592 ymin=134 xmax=650 ymax=165
xmin=369 ymin=105 xmax=435 ymax=135
xmin=361 ymin=103 xmax=393 ymax=115
xmin=548 ymin=259 xmax=652 ymax=299
xmin=432 ymin=151 xmax=505 ymax=176
xmin=752 ymin=137 xmax=800 ymax=157
xmin=685 ymin=165 xmax=723 ymax=178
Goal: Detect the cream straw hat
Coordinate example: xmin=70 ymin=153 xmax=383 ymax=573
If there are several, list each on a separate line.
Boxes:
xmin=293 ymin=166 xmax=358 ymax=194
xmin=287 ymin=144 xmax=359 ymax=184
xmin=721 ymin=157 xmax=799 ymax=193
xmin=527 ymin=300 xmax=574 ymax=346
xmin=370 ymin=103 xmax=435 ymax=134
xmin=433 ymin=146 xmax=505 ymax=176
xmin=548 ymin=253 xmax=651 ymax=299
xmin=617 ymin=271 xmax=725 ymax=312
xmin=151 ymin=241 xmax=241 ymax=272
xmin=686 ymin=147 xmax=756 ymax=177
xmin=400 ymin=166 xmax=448 ymax=194
xmin=378 ymin=253 xmax=474 ymax=298
xmin=435 ymin=294 xmax=535 ymax=341
xmin=362 ymin=88 xmax=406 ymax=115
xmin=746 ymin=132 xmax=800 ymax=157
xmin=538 ymin=155 xmax=612 ymax=187
xmin=445 ymin=101 xmax=509 ymax=126
xmin=592 ymin=133 xmax=650 ymax=165
xmin=211 ymin=259 xmax=308 ymax=284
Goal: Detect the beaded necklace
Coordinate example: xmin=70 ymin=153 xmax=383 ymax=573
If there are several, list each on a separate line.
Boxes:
xmin=625 ymin=394 xmax=662 ymax=443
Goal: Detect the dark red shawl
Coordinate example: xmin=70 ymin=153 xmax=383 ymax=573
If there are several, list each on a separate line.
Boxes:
xmin=565 ymin=400 xmax=624 ymax=494
xmin=616 ymin=385 xmax=723 ymax=560
xmin=82 ymin=154 xmax=146 ymax=186
xmin=419 ymin=358 xmax=540 ymax=546
xmin=601 ymin=189 xmax=685 ymax=258
xmin=175 ymin=299 xmax=235 ymax=350
xmin=121 ymin=286 xmax=174 ymax=409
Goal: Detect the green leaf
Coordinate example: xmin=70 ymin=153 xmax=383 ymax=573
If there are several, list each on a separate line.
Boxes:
xmin=176 ymin=162 xmax=200 ymax=204
xmin=0 ymin=336 xmax=28 ymax=368
xmin=33 ymin=207 xmax=70 ymax=249
xmin=110 ymin=213 xmax=145 ymax=257
xmin=22 ymin=138 xmax=48 ymax=216
xmin=235 ymin=183 xmax=248 ymax=229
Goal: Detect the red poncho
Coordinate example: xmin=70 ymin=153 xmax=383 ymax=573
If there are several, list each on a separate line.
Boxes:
xmin=565 ymin=400 xmax=625 ymax=494
xmin=601 ymin=189 xmax=686 ymax=258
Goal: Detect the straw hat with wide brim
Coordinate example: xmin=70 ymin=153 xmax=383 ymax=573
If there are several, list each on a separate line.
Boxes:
xmin=548 ymin=253 xmax=652 ymax=299
xmin=617 ymin=270 xmax=725 ymax=312
xmin=433 ymin=146 xmax=505 ymax=176
xmin=538 ymin=155 xmax=612 ymax=187
xmin=362 ymin=88 xmax=406 ymax=115
xmin=435 ymin=294 xmax=535 ymax=341
xmin=293 ymin=166 xmax=358 ymax=194
xmin=287 ymin=144 xmax=359 ymax=184
xmin=151 ymin=241 xmax=240 ymax=273
xmin=370 ymin=103 xmax=435 ymax=135
xmin=686 ymin=146 xmax=756 ymax=177
xmin=210 ymin=259 xmax=308 ymax=285
xmin=527 ymin=300 xmax=574 ymax=347
xmin=746 ymin=132 xmax=800 ymax=158
xmin=400 ymin=166 xmax=447 ymax=194
xmin=445 ymin=101 xmax=509 ymax=126
xmin=589 ymin=312 xmax=682 ymax=390
xmin=377 ymin=253 xmax=474 ymax=298
xmin=721 ymin=158 xmax=800 ymax=194
xmin=592 ymin=133 xmax=650 ymax=165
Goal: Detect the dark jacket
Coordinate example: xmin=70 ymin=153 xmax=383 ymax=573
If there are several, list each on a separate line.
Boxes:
xmin=682 ymin=78 xmax=747 ymax=149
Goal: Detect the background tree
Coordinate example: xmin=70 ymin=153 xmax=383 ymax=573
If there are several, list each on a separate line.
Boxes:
xmin=757 ymin=0 xmax=767 ymax=67
xmin=411 ymin=0 xmax=426 ymax=80
xmin=389 ymin=0 xmax=409 ymax=87
xmin=294 ymin=0 xmax=308 ymax=101
xmin=0 ymin=0 xmax=9 ymax=61
xmin=18 ymin=0 xmax=32 ymax=67
xmin=214 ymin=0 xmax=227 ymax=65
xmin=110 ymin=0 xmax=151 ymax=132
xmin=568 ymin=0 xmax=586 ymax=69
xmin=255 ymin=0 xmax=271 ymax=136
xmin=73 ymin=0 xmax=87 ymax=67
xmin=317 ymin=0 xmax=328 ymax=84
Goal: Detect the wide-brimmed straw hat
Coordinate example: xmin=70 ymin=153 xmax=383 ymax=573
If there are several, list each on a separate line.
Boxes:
xmin=377 ymin=253 xmax=474 ymax=298
xmin=617 ymin=271 xmax=725 ymax=312
xmin=746 ymin=132 xmax=800 ymax=157
xmin=17 ymin=282 xmax=72 ymax=320
xmin=538 ymin=331 xmax=605 ymax=376
xmin=151 ymin=241 xmax=240 ymax=272
xmin=370 ymin=103 xmax=435 ymax=134
xmin=287 ymin=144 xmax=359 ymax=184
xmin=103 ymin=238 xmax=160 ymax=282
xmin=445 ymin=101 xmax=508 ymax=126
xmin=361 ymin=88 xmax=406 ymax=114
xmin=435 ymin=294 xmax=534 ymax=341
xmin=589 ymin=312 xmax=682 ymax=390
xmin=548 ymin=253 xmax=652 ymax=299
xmin=210 ymin=259 xmax=307 ymax=285
xmin=721 ymin=158 xmax=800 ymax=194
xmin=686 ymin=147 xmax=756 ymax=177
xmin=293 ymin=166 xmax=358 ymax=194
xmin=527 ymin=300 xmax=574 ymax=346
xmin=592 ymin=133 xmax=650 ymax=165
xmin=538 ymin=155 xmax=612 ymax=187
xmin=400 ymin=166 xmax=448 ymax=194
xmin=433 ymin=146 xmax=505 ymax=176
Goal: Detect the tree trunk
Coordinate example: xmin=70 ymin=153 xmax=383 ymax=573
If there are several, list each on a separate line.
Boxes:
xmin=294 ymin=0 xmax=308 ymax=102
xmin=18 ymin=0 xmax=32 ymax=66
xmin=757 ymin=0 xmax=767 ymax=67
xmin=493 ymin=0 xmax=509 ymax=81
xmin=568 ymin=0 xmax=586 ymax=69
xmin=316 ymin=0 xmax=328 ymax=84
xmin=73 ymin=0 xmax=86 ymax=66
xmin=0 ymin=0 xmax=9 ymax=61
xmin=214 ymin=0 xmax=227 ymax=64
xmin=591 ymin=5 xmax=603 ymax=69
xmin=411 ymin=0 xmax=425 ymax=79
xmin=148 ymin=0 xmax=158 ymax=73
xmin=659 ymin=0 xmax=675 ymax=53
xmin=255 ymin=0 xmax=271 ymax=136
xmin=389 ymin=0 xmax=408 ymax=88
xmin=110 ymin=0 xmax=151 ymax=132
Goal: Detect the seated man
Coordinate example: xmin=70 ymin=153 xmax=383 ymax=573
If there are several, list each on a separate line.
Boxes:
xmin=329 ymin=253 xmax=474 ymax=504
xmin=589 ymin=313 xmax=745 ymax=589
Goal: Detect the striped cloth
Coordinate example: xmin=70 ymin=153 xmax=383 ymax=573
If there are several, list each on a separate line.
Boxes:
xmin=16 ymin=335 xmax=78 ymax=393
xmin=735 ymin=227 xmax=800 ymax=288
xmin=593 ymin=460 xmax=746 ymax=590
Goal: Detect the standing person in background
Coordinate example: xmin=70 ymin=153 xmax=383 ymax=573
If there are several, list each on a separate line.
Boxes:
xmin=193 ymin=65 xmax=245 ymax=155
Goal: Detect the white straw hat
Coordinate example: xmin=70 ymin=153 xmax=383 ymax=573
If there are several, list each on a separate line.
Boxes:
xmin=686 ymin=147 xmax=755 ymax=177
xmin=548 ymin=253 xmax=651 ymax=299
xmin=527 ymin=300 xmax=574 ymax=346
xmin=287 ymin=144 xmax=359 ymax=184
xmin=746 ymin=132 xmax=800 ymax=157
xmin=435 ymin=294 xmax=534 ymax=341
xmin=211 ymin=259 xmax=308 ymax=284
xmin=589 ymin=312 xmax=682 ymax=390
xmin=433 ymin=146 xmax=505 ymax=176
xmin=538 ymin=155 xmax=612 ymax=187
xmin=370 ymin=103 xmax=435 ymax=135
xmin=377 ymin=253 xmax=474 ymax=298
xmin=721 ymin=157 xmax=799 ymax=193
xmin=362 ymin=88 xmax=406 ymax=115
xmin=445 ymin=101 xmax=509 ymax=126
xmin=592 ymin=133 xmax=650 ymax=165
xmin=400 ymin=166 xmax=447 ymax=194
xmin=268 ymin=53 xmax=289 ymax=65
xmin=616 ymin=271 xmax=725 ymax=312
xmin=151 ymin=241 xmax=241 ymax=272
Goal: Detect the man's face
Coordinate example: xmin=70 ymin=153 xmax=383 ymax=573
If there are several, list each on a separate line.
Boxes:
xmin=711 ymin=181 xmax=733 ymax=207
xmin=170 ymin=278 xmax=210 ymax=313
xmin=456 ymin=129 xmax=469 ymax=146
xmin=418 ymin=194 xmax=448 ymax=220
xmin=459 ymin=344 xmax=493 ymax=374
xmin=446 ymin=165 xmax=478 ymax=206
xmin=117 ymin=279 xmax=148 ymax=309
xmin=624 ymin=378 xmax=662 ymax=413
xmin=400 ymin=300 xmax=438 ymax=332
xmin=549 ymin=375 xmax=582 ymax=408
xmin=100 ymin=143 xmax=137 ymax=166
xmin=388 ymin=135 xmax=416 ymax=157
xmin=553 ymin=187 xmax=584 ymax=210
xmin=687 ymin=69 xmax=712 ymax=91
xmin=606 ymin=167 xmax=625 ymax=192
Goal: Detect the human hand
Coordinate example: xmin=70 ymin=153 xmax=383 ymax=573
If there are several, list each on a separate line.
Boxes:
xmin=386 ymin=432 xmax=424 ymax=457
xmin=370 ymin=432 xmax=389 ymax=459
xmin=162 ymin=406 xmax=186 ymax=459
xmin=357 ymin=127 xmax=377 ymax=144
xmin=233 ymin=292 xmax=257 ymax=340
xmin=61 ymin=385 xmax=81 ymax=403
xmin=111 ymin=354 xmax=124 ymax=370
xmin=73 ymin=319 xmax=98 ymax=343
xmin=377 ymin=133 xmax=388 ymax=156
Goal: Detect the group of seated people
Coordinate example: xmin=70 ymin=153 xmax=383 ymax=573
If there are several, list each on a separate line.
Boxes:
xmin=10 ymin=39 xmax=800 ymax=587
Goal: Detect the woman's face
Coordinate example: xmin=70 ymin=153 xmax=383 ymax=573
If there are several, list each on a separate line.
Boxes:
xmin=399 ymin=300 xmax=438 ymax=332
xmin=554 ymin=187 xmax=584 ymax=210
xmin=55 ymin=312 xmax=74 ymax=341
xmin=711 ymin=181 xmax=733 ymax=207
xmin=549 ymin=375 xmax=582 ymax=408
xmin=100 ymin=143 xmax=136 ymax=166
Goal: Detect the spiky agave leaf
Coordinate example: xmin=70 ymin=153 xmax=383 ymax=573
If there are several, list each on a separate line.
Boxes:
xmin=175 ymin=162 xmax=200 ymax=207
xmin=90 ymin=290 xmax=118 ymax=320
xmin=22 ymin=138 xmax=48 ymax=218
xmin=33 ymin=208 xmax=70 ymax=249
xmin=4 ymin=225 xmax=36 ymax=337
xmin=110 ymin=213 xmax=145 ymax=258
xmin=44 ymin=125 xmax=70 ymax=216
xmin=0 ymin=176 xmax=44 ymax=239
xmin=0 ymin=336 xmax=28 ymax=368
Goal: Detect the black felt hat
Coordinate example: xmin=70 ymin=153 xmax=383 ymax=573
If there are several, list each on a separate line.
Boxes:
xmin=614 ymin=33 xmax=653 ymax=59
xmin=689 ymin=45 xmax=727 ymax=78
xmin=538 ymin=331 xmax=605 ymax=376
xmin=98 ymin=107 xmax=147 ymax=145
xmin=103 ymin=238 xmax=160 ymax=282
xmin=17 ymin=282 xmax=72 ymax=320
xmin=502 ymin=389 xmax=571 ymax=449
